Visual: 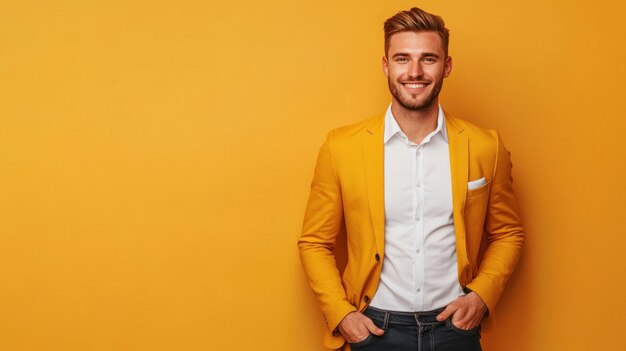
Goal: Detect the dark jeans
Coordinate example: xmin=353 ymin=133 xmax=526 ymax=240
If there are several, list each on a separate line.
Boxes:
xmin=348 ymin=305 xmax=482 ymax=351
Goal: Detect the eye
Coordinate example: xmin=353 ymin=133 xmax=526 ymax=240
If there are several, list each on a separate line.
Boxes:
xmin=395 ymin=57 xmax=409 ymax=63
xmin=423 ymin=57 xmax=436 ymax=63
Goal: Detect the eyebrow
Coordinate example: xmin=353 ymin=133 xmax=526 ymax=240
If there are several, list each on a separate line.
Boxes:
xmin=391 ymin=52 xmax=441 ymax=59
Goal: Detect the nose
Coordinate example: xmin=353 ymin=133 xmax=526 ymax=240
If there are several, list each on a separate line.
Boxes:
xmin=408 ymin=60 xmax=422 ymax=79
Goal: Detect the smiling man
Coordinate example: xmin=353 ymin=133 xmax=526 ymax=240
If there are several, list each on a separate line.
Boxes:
xmin=298 ymin=7 xmax=524 ymax=351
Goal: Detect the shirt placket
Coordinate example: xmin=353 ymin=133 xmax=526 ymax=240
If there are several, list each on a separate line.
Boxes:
xmin=413 ymin=142 xmax=425 ymax=310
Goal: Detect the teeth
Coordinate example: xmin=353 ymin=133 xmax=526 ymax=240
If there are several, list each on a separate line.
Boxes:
xmin=404 ymin=83 xmax=426 ymax=88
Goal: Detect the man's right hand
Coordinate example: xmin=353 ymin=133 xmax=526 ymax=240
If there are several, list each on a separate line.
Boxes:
xmin=337 ymin=311 xmax=385 ymax=343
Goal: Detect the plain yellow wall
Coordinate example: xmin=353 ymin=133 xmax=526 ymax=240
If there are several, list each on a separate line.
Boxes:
xmin=1 ymin=1 xmax=625 ymax=350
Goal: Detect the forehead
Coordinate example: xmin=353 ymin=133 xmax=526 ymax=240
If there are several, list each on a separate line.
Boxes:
xmin=387 ymin=31 xmax=445 ymax=56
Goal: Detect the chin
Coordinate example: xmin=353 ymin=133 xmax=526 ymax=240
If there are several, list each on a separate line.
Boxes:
xmin=399 ymin=97 xmax=432 ymax=111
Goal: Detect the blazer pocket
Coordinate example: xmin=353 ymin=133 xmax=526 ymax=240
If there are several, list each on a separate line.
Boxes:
xmin=342 ymin=278 xmax=357 ymax=305
xmin=467 ymin=176 xmax=487 ymax=190
xmin=466 ymin=180 xmax=490 ymax=198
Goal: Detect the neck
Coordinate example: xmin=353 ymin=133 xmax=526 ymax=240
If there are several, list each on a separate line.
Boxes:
xmin=390 ymin=99 xmax=440 ymax=144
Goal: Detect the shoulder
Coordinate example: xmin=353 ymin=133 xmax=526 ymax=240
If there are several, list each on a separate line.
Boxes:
xmin=446 ymin=112 xmax=502 ymax=151
xmin=329 ymin=114 xmax=383 ymax=138
xmin=322 ymin=114 xmax=384 ymax=147
xmin=446 ymin=113 xmax=498 ymax=141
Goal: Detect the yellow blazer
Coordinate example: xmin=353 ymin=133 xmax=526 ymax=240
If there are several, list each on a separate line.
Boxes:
xmin=298 ymin=110 xmax=524 ymax=350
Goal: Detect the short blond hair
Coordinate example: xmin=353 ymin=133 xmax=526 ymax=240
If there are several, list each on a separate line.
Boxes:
xmin=383 ymin=7 xmax=450 ymax=56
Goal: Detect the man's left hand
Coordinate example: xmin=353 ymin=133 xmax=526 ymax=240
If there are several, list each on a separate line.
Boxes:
xmin=436 ymin=291 xmax=487 ymax=330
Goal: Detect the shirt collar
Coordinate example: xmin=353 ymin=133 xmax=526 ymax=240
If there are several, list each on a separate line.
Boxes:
xmin=383 ymin=102 xmax=448 ymax=144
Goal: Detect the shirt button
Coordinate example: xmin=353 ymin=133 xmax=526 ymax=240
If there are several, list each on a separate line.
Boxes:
xmin=364 ymin=295 xmax=370 ymax=303
xmin=416 ymin=248 xmax=421 ymax=254
xmin=375 ymin=253 xmax=380 ymax=262
xmin=417 ymin=288 xmax=421 ymax=292
xmin=416 ymin=183 xmax=421 ymax=188
xmin=416 ymin=217 xmax=421 ymax=222
xmin=417 ymin=151 xmax=421 ymax=156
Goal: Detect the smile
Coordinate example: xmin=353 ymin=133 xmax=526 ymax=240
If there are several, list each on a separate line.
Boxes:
xmin=402 ymin=83 xmax=429 ymax=89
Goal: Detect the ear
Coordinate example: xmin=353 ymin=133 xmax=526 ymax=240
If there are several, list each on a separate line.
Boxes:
xmin=443 ymin=55 xmax=453 ymax=78
xmin=382 ymin=55 xmax=389 ymax=78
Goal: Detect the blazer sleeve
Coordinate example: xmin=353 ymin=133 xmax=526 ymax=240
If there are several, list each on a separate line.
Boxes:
xmin=297 ymin=130 xmax=357 ymax=334
xmin=466 ymin=130 xmax=525 ymax=314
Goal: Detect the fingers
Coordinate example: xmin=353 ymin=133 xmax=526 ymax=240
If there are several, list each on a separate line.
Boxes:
xmin=450 ymin=292 xmax=488 ymax=329
xmin=452 ymin=306 xmax=468 ymax=320
xmin=451 ymin=314 xmax=475 ymax=330
xmin=338 ymin=312 xmax=384 ymax=342
xmin=455 ymin=317 xmax=481 ymax=330
xmin=364 ymin=316 xmax=385 ymax=336
xmin=449 ymin=306 xmax=484 ymax=330
xmin=436 ymin=303 xmax=458 ymax=321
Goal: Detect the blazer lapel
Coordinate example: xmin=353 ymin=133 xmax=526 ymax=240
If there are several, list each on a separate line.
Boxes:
xmin=362 ymin=115 xmax=386 ymax=256
xmin=445 ymin=113 xmax=469 ymax=216
xmin=445 ymin=112 xmax=471 ymax=280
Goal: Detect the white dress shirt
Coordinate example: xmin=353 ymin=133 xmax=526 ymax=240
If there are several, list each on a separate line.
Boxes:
xmin=369 ymin=103 xmax=464 ymax=312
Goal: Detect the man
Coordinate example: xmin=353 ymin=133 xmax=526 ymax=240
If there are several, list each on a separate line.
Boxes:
xmin=298 ymin=7 xmax=524 ymax=351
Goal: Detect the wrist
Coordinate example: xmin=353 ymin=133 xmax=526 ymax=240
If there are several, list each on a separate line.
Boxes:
xmin=334 ymin=311 xmax=357 ymax=335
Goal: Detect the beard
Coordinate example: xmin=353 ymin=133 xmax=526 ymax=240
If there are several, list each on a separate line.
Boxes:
xmin=388 ymin=74 xmax=444 ymax=111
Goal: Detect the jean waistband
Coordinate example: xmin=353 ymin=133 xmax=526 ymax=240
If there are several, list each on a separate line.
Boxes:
xmin=363 ymin=305 xmax=446 ymax=326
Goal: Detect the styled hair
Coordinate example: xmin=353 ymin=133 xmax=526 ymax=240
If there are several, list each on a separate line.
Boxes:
xmin=383 ymin=7 xmax=450 ymax=56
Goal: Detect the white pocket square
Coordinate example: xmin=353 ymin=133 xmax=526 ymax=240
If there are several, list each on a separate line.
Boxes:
xmin=467 ymin=177 xmax=487 ymax=190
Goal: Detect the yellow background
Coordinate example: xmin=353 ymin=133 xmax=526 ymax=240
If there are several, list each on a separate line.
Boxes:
xmin=1 ymin=1 xmax=625 ymax=350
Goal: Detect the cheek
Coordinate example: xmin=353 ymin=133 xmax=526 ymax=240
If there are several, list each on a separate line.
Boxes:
xmin=429 ymin=66 xmax=446 ymax=77
xmin=388 ymin=67 xmax=405 ymax=80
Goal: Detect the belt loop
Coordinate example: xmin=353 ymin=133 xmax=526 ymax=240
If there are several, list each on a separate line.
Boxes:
xmin=382 ymin=310 xmax=390 ymax=330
